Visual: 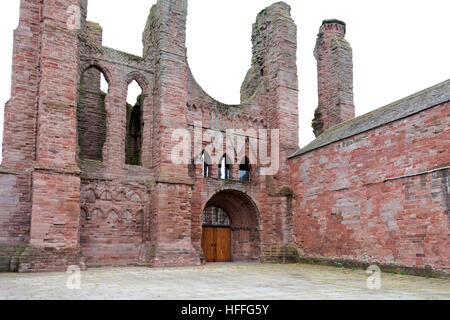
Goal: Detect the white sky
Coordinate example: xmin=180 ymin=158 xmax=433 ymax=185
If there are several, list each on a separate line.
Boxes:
xmin=1 ymin=0 xmax=449 ymax=163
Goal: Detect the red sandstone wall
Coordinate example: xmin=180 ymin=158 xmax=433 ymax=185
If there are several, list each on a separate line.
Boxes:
xmin=0 ymin=172 xmax=31 ymax=244
xmin=79 ymin=181 xmax=147 ymax=267
xmin=290 ymin=102 xmax=450 ymax=274
xmin=0 ymin=0 xmax=42 ymax=252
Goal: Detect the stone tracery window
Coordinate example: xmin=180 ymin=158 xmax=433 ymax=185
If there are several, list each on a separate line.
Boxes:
xmin=202 ymin=206 xmax=231 ymax=227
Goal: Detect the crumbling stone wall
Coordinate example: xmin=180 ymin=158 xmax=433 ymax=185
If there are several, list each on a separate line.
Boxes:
xmin=2 ymin=0 xmax=85 ymax=272
xmin=313 ymin=20 xmax=354 ymax=137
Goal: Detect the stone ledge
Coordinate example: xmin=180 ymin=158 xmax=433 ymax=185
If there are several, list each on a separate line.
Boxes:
xmin=0 ymin=166 xmax=33 ymax=176
xmin=261 ymin=246 xmax=300 ymax=264
xmin=0 ymin=243 xmax=27 ymax=272
xmin=296 ymin=255 xmax=450 ymax=279
xmin=0 ymin=243 xmax=84 ymax=273
xmin=152 ymin=247 xmax=201 ymax=268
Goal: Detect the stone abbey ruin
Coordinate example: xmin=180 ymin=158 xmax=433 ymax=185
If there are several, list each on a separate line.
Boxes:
xmin=0 ymin=0 xmax=449 ymax=276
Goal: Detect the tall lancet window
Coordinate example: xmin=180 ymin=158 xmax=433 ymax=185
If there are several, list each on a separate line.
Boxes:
xmin=126 ymin=80 xmax=143 ymax=166
xmin=219 ymin=155 xmax=231 ymax=180
xmin=202 ymin=151 xmax=212 ymax=178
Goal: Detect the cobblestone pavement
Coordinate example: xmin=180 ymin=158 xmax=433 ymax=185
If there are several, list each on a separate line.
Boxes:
xmin=0 ymin=263 xmax=449 ymax=300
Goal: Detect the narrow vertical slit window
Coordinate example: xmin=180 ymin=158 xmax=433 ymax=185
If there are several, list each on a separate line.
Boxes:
xmin=219 ymin=155 xmax=231 ymax=180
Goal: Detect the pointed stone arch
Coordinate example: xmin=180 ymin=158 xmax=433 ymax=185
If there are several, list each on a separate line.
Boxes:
xmin=124 ymin=71 xmax=149 ymax=93
xmin=77 ymin=61 xmax=112 ymax=161
xmin=82 ymin=188 xmax=97 ymax=202
xmin=124 ymin=71 xmax=149 ymax=166
xmin=91 ymin=208 xmax=105 ymax=219
xmin=80 ymin=61 xmax=113 ymax=88
xmin=106 ymin=208 xmax=121 ymax=224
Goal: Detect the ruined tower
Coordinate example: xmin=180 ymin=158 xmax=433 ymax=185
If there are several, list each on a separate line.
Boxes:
xmin=312 ymin=19 xmax=354 ymax=137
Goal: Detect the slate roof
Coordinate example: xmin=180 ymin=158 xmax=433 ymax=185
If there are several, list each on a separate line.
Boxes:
xmin=289 ymin=79 xmax=450 ymax=158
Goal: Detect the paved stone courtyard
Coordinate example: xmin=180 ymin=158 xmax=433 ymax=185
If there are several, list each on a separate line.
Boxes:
xmin=0 ymin=263 xmax=449 ymax=300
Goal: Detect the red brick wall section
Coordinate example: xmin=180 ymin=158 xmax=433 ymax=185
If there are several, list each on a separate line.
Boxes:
xmin=151 ymin=183 xmax=200 ymax=267
xmin=0 ymin=173 xmax=32 ymax=244
xmin=30 ymin=172 xmax=80 ymax=248
xmin=144 ymin=0 xmax=200 ymax=267
xmin=77 ymin=21 xmax=105 ymax=162
xmin=290 ymin=102 xmax=450 ymax=275
xmin=0 ymin=0 xmax=84 ymax=272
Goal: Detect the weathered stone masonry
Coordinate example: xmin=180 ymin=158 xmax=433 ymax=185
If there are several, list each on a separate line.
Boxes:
xmin=0 ymin=0 xmax=448 ymax=276
xmin=290 ymin=80 xmax=450 ymax=276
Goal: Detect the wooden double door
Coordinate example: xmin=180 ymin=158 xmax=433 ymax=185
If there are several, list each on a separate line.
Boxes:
xmin=201 ymin=227 xmax=231 ymax=262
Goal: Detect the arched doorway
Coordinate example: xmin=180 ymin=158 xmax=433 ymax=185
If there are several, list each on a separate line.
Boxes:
xmin=201 ymin=207 xmax=231 ymax=262
xmin=201 ymin=190 xmax=260 ymax=262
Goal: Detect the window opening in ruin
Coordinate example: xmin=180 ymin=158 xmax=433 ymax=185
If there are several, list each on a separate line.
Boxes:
xmin=218 ymin=155 xmax=232 ymax=180
xmin=77 ymin=67 xmax=108 ymax=161
xmin=126 ymin=80 xmax=143 ymax=166
xmin=239 ymin=157 xmax=251 ymax=182
xmin=202 ymin=151 xmax=212 ymax=178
